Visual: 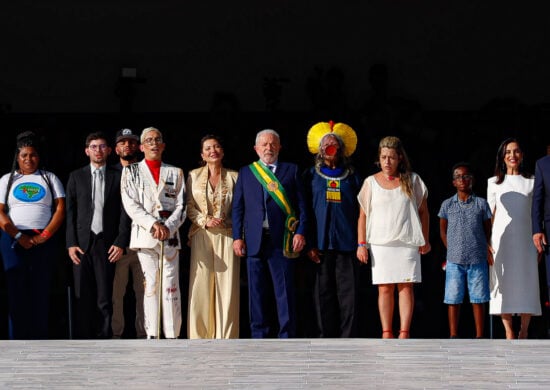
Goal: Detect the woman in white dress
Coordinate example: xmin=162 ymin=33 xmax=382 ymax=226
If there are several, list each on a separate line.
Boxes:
xmin=357 ymin=136 xmax=431 ymax=339
xmin=186 ymin=134 xmax=240 ymax=339
xmin=488 ymin=138 xmax=541 ymax=339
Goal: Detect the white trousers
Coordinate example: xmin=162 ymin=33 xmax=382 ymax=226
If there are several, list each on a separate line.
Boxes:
xmin=137 ymin=246 xmax=182 ymax=338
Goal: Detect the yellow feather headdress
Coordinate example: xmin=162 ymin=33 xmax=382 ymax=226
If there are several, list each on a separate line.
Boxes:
xmin=307 ymin=121 xmax=357 ymax=156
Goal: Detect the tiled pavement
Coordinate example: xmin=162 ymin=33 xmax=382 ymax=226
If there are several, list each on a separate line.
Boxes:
xmin=1 ymin=338 xmax=549 ymax=389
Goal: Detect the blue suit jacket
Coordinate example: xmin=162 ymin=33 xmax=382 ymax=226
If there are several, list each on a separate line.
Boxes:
xmin=232 ymin=161 xmax=307 ymax=257
xmin=532 ymin=155 xmax=550 ymax=235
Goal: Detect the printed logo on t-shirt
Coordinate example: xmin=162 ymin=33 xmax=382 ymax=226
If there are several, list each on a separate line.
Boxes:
xmin=13 ymin=182 xmax=46 ymax=202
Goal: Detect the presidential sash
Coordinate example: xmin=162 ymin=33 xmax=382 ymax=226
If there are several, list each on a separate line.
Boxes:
xmin=249 ymin=161 xmax=300 ymax=258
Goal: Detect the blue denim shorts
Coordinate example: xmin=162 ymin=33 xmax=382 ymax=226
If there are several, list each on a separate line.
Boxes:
xmin=444 ymin=262 xmax=489 ymax=304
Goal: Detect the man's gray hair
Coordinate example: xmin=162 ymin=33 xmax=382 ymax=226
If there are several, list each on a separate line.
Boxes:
xmin=255 ymin=129 xmax=280 ymax=145
xmin=141 ymin=127 xmax=163 ymax=143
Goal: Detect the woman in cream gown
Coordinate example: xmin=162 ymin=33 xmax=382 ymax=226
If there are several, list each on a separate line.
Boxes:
xmin=186 ymin=135 xmax=239 ymax=339
xmin=488 ymin=138 xmax=541 ymax=339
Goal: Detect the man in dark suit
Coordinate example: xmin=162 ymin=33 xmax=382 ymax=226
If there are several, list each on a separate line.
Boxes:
xmin=66 ymin=132 xmax=130 ymax=338
xmin=232 ymin=129 xmax=307 ymax=338
xmin=532 ymin=150 xmax=550 ymax=299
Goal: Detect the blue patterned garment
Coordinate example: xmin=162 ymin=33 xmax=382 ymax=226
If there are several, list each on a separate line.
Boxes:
xmin=438 ymin=194 xmax=492 ymax=265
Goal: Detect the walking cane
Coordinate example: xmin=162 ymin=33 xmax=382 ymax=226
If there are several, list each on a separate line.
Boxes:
xmin=157 ymin=239 xmax=165 ymax=340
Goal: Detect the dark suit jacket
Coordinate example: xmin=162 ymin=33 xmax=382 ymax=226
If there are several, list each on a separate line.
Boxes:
xmin=532 ymin=155 xmax=550 ymax=235
xmin=232 ymin=161 xmax=307 ymax=257
xmin=66 ymin=164 xmax=130 ymax=252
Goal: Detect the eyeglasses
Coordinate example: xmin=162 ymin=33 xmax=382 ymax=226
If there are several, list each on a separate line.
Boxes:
xmin=143 ymin=137 xmax=163 ymax=146
xmin=453 ymin=174 xmax=473 ymax=181
xmin=88 ymin=144 xmax=108 ymax=151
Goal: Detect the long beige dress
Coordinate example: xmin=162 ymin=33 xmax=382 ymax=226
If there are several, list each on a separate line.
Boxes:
xmin=186 ymin=166 xmax=240 ymax=338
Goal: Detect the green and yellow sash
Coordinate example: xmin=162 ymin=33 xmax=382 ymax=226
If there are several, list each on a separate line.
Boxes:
xmin=249 ymin=161 xmax=300 ymax=258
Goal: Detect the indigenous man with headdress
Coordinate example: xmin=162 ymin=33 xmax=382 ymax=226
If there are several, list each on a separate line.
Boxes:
xmin=303 ymin=121 xmax=363 ymax=337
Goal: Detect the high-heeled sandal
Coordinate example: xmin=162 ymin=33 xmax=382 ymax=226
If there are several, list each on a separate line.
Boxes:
xmin=382 ymin=330 xmax=394 ymax=339
xmin=398 ymin=330 xmax=409 ymax=339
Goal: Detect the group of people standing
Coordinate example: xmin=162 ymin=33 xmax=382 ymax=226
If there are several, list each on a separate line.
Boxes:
xmin=0 ymin=124 xmax=549 ymax=340
xmin=439 ymin=138 xmax=548 ymax=339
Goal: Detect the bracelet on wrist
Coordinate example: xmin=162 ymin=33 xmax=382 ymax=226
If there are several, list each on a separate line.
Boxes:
xmin=358 ymin=242 xmax=367 ymax=248
xmin=14 ymin=231 xmax=23 ymax=241
xmin=40 ymin=229 xmax=52 ymax=239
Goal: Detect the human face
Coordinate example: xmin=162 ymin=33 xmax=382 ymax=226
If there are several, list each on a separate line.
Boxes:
xmin=140 ymin=130 xmax=165 ymax=161
xmin=17 ymin=146 xmax=40 ymax=175
xmin=503 ymin=142 xmax=523 ymax=174
xmin=452 ymin=167 xmax=473 ymax=192
xmin=201 ymin=138 xmax=224 ymax=165
xmin=116 ymin=138 xmax=139 ymax=162
xmin=254 ymin=132 xmax=280 ymax=165
xmin=85 ymin=139 xmax=111 ymax=166
xmin=379 ymin=147 xmax=400 ymax=176
xmin=320 ymin=135 xmax=340 ymax=167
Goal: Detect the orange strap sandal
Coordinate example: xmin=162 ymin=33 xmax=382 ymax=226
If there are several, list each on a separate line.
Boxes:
xmin=382 ymin=330 xmax=394 ymax=339
xmin=398 ymin=330 xmax=409 ymax=339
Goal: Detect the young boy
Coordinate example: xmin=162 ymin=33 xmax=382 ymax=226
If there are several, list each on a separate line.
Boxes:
xmin=438 ymin=162 xmax=493 ymax=338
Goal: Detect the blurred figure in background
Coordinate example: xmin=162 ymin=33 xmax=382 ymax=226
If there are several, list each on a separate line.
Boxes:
xmin=111 ymin=128 xmax=146 ymax=339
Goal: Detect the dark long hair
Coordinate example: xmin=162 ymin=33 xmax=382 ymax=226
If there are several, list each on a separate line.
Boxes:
xmin=198 ymin=134 xmax=224 ymax=167
xmin=3 ymin=131 xmax=52 ymax=210
xmin=494 ymin=137 xmax=531 ymax=184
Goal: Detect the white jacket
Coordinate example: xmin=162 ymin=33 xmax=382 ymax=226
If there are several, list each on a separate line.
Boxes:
xmin=121 ymin=160 xmax=186 ymax=250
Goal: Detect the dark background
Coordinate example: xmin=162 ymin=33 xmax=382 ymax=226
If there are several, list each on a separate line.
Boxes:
xmin=1 ymin=2 xmax=550 ymax=339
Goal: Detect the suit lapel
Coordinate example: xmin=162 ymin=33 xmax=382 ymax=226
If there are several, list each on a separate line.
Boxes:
xmin=104 ymin=167 xmax=114 ymax=198
xmin=84 ymin=165 xmax=93 ymax=201
xmin=140 ymin=160 xmax=163 ymax=198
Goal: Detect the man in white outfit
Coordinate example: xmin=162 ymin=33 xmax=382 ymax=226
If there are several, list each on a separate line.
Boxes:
xmin=120 ymin=127 xmax=186 ymax=339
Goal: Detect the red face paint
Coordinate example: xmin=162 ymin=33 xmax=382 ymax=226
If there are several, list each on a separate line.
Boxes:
xmin=324 ymin=145 xmax=337 ymax=156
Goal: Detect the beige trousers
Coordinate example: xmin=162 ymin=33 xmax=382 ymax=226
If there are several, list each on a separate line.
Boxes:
xmin=111 ymin=249 xmax=146 ymax=338
xmin=187 ymin=228 xmax=240 ymax=339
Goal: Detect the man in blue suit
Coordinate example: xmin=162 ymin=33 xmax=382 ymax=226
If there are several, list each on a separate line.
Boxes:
xmin=233 ymin=129 xmax=307 ymax=338
xmin=532 ymin=150 xmax=550 ymax=298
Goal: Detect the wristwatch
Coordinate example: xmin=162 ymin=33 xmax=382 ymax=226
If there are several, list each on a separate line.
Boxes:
xmin=14 ymin=231 xmax=23 ymax=241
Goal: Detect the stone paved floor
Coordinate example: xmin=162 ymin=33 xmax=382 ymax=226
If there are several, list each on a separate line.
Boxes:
xmin=1 ymin=338 xmax=549 ymax=389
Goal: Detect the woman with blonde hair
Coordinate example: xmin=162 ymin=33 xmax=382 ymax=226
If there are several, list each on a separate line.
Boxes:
xmin=357 ymin=136 xmax=430 ymax=338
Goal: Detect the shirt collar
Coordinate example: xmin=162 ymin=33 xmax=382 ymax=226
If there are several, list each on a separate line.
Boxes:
xmin=453 ymin=193 xmax=475 ymax=204
xmin=90 ymin=164 xmax=106 ymax=174
xmin=261 ymin=160 xmax=277 ymax=170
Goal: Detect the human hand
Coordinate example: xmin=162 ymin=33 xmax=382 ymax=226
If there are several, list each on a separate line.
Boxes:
xmin=307 ymin=248 xmax=321 ymax=264
xmin=151 ymin=222 xmax=170 ymax=241
xmin=292 ymin=234 xmax=306 ymax=253
xmin=108 ymin=245 xmax=124 ymax=263
xmin=357 ymin=246 xmax=369 ymax=264
xmin=233 ymin=239 xmax=246 ymax=257
xmin=16 ymin=233 xmax=35 ymax=250
xmin=533 ymin=233 xmax=547 ymax=254
xmin=419 ymin=242 xmax=431 ymax=255
xmin=206 ymin=217 xmax=224 ymax=229
xmin=68 ymin=246 xmax=84 ymax=265
xmin=487 ymin=247 xmax=494 ymax=266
